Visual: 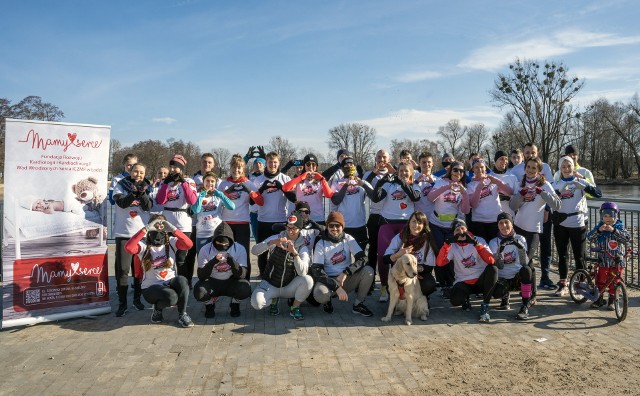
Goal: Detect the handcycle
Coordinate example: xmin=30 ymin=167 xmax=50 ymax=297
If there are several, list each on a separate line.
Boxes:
xmin=568 ymin=246 xmax=635 ymax=322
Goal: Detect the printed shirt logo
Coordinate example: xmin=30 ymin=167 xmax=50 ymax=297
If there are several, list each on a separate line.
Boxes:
xmin=523 ymin=188 xmax=536 ymax=202
xmin=338 ymin=181 xmax=360 ymax=195
xmin=412 ymin=250 xmax=424 ymax=263
xmin=503 ymin=250 xmax=517 ymax=265
xmin=560 ymin=186 xmax=575 ymax=199
xmin=202 ymin=199 xmax=218 ymax=212
xmin=264 ymin=181 xmax=279 ymax=193
xmin=167 ymin=187 xmax=181 ymax=201
xmin=301 ymin=184 xmax=319 ymax=196
xmin=461 ymin=255 xmax=477 ymax=268
xmin=479 ymin=186 xmax=492 ymax=199
xmin=330 ymin=250 xmax=347 ymax=265
xmin=443 ymin=191 xmax=459 ymax=203
xmin=421 ymin=184 xmax=434 ymax=196
xmin=303 ymin=234 xmax=312 ymax=247
xmin=226 ymin=184 xmax=245 ymax=200
xmin=390 ymin=189 xmax=406 ymax=200
xmin=608 ymin=240 xmax=619 ymax=250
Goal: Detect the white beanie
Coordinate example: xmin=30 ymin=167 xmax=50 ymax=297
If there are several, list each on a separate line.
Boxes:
xmin=558 ymin=155 xmax=574 ymax=172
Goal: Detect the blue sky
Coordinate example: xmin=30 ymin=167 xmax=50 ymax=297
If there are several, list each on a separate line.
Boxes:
xmin=3 ymin=0 xmax=640 ymax=159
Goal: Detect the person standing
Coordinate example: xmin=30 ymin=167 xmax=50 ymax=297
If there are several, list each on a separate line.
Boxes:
xmin=282 ymin=153 xmax=333 ymax=223
xmin=490 ymin=151 xmax=518 ymax=217
xmin=155 ymin=154 xmax=198 ymax=287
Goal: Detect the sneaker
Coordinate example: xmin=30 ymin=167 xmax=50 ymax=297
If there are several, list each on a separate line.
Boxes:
xmin=178 ymin=312 xmax=195 ymax=328
xmin=269 ymin=301 xmax=280 ymax=316
xmin=150 ymin=305 xmax=163 ymax=323
xmin=590 ymin=296 xmax=606 ymax=309
xmin=133 ymin=298 xmax=145 ymax=311
xmin=516 ymin=304 xmax=529 ymax=320
xmin=352 ymin=303 xmax=374 ymax=317
xmin=205 ymin=303 xmax=216 ymax=318
xmin=115 ymin=303 xmax=128 ymax=317
xmin=289 ymin=306 xmax=304 ymax=321
xmin=323 ymin=301 xmax=334 ymax=314
xmin=539 ymin=277 xmax=556 ymax=290
xmin=229 ymin=302 xmax=241 ymax=317
xmin=441 ymin=287 xmax=451 ymax=300
xmin=379 ymin=286 xmax=388 ymax=303
xmin=554 ymin=284 xmax=569 ymax=297
xmin=606 ymin=294 xmax=615 ymax=311
xmin=479 ymin=302 xmax=490 ymax=322
xmin=461 ymin=298 xmax=472 ymax=311
xmin=527 ymin=297 xmax=537 ymax=308
xmin=497 ymin=294 xmax=510 ymax=310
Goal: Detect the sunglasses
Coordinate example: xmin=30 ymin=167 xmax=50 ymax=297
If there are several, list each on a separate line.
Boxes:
xmin=451 ymin=168 xmax=465 ymax=173
xmin=327 ymin=223 xmax=342 ymax=229
xmin=298 ymin=209 xmax=310 ymax=214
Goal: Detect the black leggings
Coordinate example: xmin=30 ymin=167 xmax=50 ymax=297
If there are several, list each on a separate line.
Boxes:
xmin=142 ymin=276 xmax=189 ymax=313
xmin=115 ymin=237 xmax=136 ymax=288
xmin=514 ymin=226 xmax=540 ymax=261
xmin=229 ymin=223 xmax=252 ymax=280
xmin=469 ymin=221 xmax=498 ymax=244
xmin=450 ymin=266 xmax=498 ymax=305
xmin=193 ymin=277 xmax=252 ymax=301
xmin=492 ymin=266 xmax=533 ymax=298
xmin=175 ymin=231 xmax=192 ymax=282
xmin=554 ymin=224 xmax=587 ymax=279
xmin=366 ymin=214 xmax=382 ymax=273
xmin=257 ymin=221 xmax=279 ymax=277
xmin=419 ymin=266 xmax=437 ymax=297
xmin=183 ymin=225 xmax=198 ymax=280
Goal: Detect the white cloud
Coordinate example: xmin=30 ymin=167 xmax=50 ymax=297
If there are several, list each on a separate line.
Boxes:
xmin=395 ymin=70 xmax=442 ymax=83
xmin=574 ymin=88 xmax=638 ymax=106
xmin=459 ymin=29 xmax=640 ymax=72
xmin=572 ymin=66 xmax=640 ymax=81
xmin=355 ymin=107 xmax=503 ymax=140
xmin=152 ymin=117 xmax=177 ymax=124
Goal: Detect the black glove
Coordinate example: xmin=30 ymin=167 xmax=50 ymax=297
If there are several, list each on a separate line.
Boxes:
xmin=257 ymin=146 xmax=266 ymax=159
xmin=272 ymin=180 xmax=283 ymax=190
xmin=445 ymin=235 xmax=455 ymax=244
xmin=499 ymin=237 xmax=513 ymax=252
xmin=513 ymin=239 xmax=525 ymax=250
xmin=246 ymin=146 xmax=256 ymax=158
xmin=258 ymin=180 xmax=271 ymax=194
xmin=228 ymin=256 xmax=243 ymax=279
xmin=164 ymin=174 xmax=174 ymax=184
xmin=464 ymin=233 xmax=478 ymax=246
xmin=176 ymin=173 xmax=186 ymax=184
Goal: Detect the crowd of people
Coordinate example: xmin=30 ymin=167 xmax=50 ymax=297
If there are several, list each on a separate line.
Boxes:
xmin=108 ymin=143 xmax=631 ymax=327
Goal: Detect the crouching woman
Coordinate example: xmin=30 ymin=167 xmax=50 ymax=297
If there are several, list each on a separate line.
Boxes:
xmin=125 ymin=214 xmax=195 ymax=327
xmin=250 ymin=212 xmax=313 ymax=320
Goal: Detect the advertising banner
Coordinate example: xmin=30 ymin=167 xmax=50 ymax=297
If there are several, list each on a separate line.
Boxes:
xmin=2 ymin=118 xmax=111 ymax=328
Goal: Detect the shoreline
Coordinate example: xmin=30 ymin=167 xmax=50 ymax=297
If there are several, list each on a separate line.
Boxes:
xmin=595 ymin=178 xmax=640 ymax=186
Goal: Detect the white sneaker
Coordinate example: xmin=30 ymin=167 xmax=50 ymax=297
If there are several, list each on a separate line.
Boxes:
xmin=379 ymin=286 xmax=388 ymax=303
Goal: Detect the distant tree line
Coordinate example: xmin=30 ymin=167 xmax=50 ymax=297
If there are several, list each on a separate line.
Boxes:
xmin=3 ymin=58 xmax=640 ymax=182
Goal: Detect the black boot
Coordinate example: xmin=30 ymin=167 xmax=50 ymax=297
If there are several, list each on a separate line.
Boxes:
xmin=132 ymin=279 xmax=145 ymax=311
xmin=116 ymin=286 xmax=128 ymax=317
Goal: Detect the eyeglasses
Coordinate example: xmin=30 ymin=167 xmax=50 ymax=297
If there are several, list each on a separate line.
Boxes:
xmin=286 ymin=226 xmax=299 ymax=231
xmin=327 ymin=223 xmax=342 ymax=229
xmin=451 ymin=168 xmax=465 ymax=173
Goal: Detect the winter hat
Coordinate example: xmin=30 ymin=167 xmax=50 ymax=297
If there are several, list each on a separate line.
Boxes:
xmin=450 ymin=218 xmax=467 ymax=232
xmin=169 ymin=154 xmax=187 ymax=171
xmin=496 ymin=212 xmax=513 ymax=224
xmin=295 ymin=201 xmax=311 ymax=212
xmin=558 ymin=155 xmax=574 ymax=171
xmin=340 ymin=156 xmax=355 ymax=167
xmin=326 ymin=211 xmax=345 ymax=228
xmin=442 ymin=152 xmax=453 ymax=160
xmin=337 ymin=148 xmax=350 ymax=160
xmin=494 ymin=150 xmax=508 ymax=162
xmin=565 ymin=145 xmax=579 ymax=155
xmin=19 ymin=195 xmax=38 ymax=210
xmin=254 ymin=157 xmax=266 ymax=167
xmin=286 ymin=212 xmax=304 ymax=229
xmin=303 ymin=153 xmax=318 ymax=164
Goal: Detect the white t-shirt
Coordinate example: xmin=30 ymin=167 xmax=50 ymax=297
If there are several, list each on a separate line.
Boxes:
xmin=312 ymin=233 xmax=363 ymax=277
xmin=413 ymin=174 xmax=439 ymax=218
xmin=444 ymin=238 xmax=492 ymax=284
xmin=135 ymin=237 xmax=178 ymax=289
xmin=160 ymin=178 xmax=197 ymax=231
xmin=330 ymin=178 xmax=371 ymax=228
xmin=467 ymin=179 xmax=502 ymax=223
xmin=112 ymin=180 xmax=150 ymax=238
xmin=379 ymin=182 xmax=414 ymax=220
xmin=362 ymin=170 xmax=387 ymax=215
xmin=219 ymin=179 xmax=254 ymax=223
xmin=488 ymin=235 xmax=527 ymax=279
xmin=253 ymin=173 xmax=292 ymax=223
xmin=385 ymin=233 xmax=436 ymax=266
xmin=197 ymin=241 xmax=248 ymax=281
xmin=428 ymin=179 xmax=464 ymax=228
xmin=551 ymin=178 xmax=590 ymax=228
xmin=512 ymin=181 xmax=556 ymax=233
xmin=491 ymin=172 xmax=518 ymax=217
xmin=292 ymin=177 xmax=327 ymax=222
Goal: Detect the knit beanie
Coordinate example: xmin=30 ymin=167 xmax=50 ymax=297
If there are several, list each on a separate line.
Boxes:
xmin=326 ymin=211 xmax=345 ymax=227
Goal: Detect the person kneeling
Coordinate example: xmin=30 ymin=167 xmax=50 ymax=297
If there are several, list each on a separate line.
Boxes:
xmin=310 ymin=211 xmax=375 ymax=317
xmin=488 ymin=212 xmax=533 ymax=320
xmin=125 ymin=214 xmax=195 ymax=328
xmin=436 ymin=219 xmax=497 ymax=322
xmin=250 ymin=212 xmax=313 ymax=320
xmin=194 ymin=222 xmax=252 ymax=319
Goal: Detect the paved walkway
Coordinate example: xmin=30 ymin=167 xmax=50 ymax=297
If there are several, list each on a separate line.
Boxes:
xmin=1 ymin=246 xmax=639 ymax=395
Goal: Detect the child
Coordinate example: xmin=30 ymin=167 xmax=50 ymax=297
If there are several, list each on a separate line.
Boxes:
xmin=586 ymin=202 xmax=631 ymax=310
xmin=125 ymin=214 xmax=194 ymax=327
xmin=191 ymin=171 xmax=235 ymax=252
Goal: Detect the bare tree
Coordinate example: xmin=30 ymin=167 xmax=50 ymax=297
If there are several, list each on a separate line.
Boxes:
xmin=267 ymin=135 xmax=297 ymax=165
xmin=327 ymin=123 xmax=377 ymax=169
xmin=463 ymin=123 xmax=490 ymax=160
xmin=389 ymin=138 xmax=439 ymax=165
xmin=436 ymin=119 xmax=466 ymax=158
xmin=490 ymin=58 xmax=583 ymax=162
xmin=598 ymin=97 xmax=640 ymax=178
xmin=212 ymin=147 xmax=232 ymax=177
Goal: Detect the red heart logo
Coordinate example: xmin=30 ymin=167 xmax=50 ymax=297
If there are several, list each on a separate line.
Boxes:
xmin=400 ymin=202 xmax=408 ymax=210
xmin=129 ymin=211 xmax=137 ymax=218
xmin=608 ymin=241 xmax=619 ymax=250
xmin=159 ymin=270 xmax=168 ymax=279
xmin=68 ymin=133 xmax=77 ymax=143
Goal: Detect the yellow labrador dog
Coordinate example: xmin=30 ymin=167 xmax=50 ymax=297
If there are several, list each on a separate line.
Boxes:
xmin=381 ymin=254 xmax=429 ymax=325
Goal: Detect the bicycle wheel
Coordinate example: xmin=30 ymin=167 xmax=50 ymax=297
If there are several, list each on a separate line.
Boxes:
xmin=614 ymin=282 xmax=628 ymax=322
xmin=569 ymin=270 xmax=594 ymax=304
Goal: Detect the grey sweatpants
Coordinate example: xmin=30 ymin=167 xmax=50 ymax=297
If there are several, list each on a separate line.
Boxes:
xmin=251 ymin=275 xmax=314 ymax=310
xmin=313 ymin=266 xmax=375 ymax=304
